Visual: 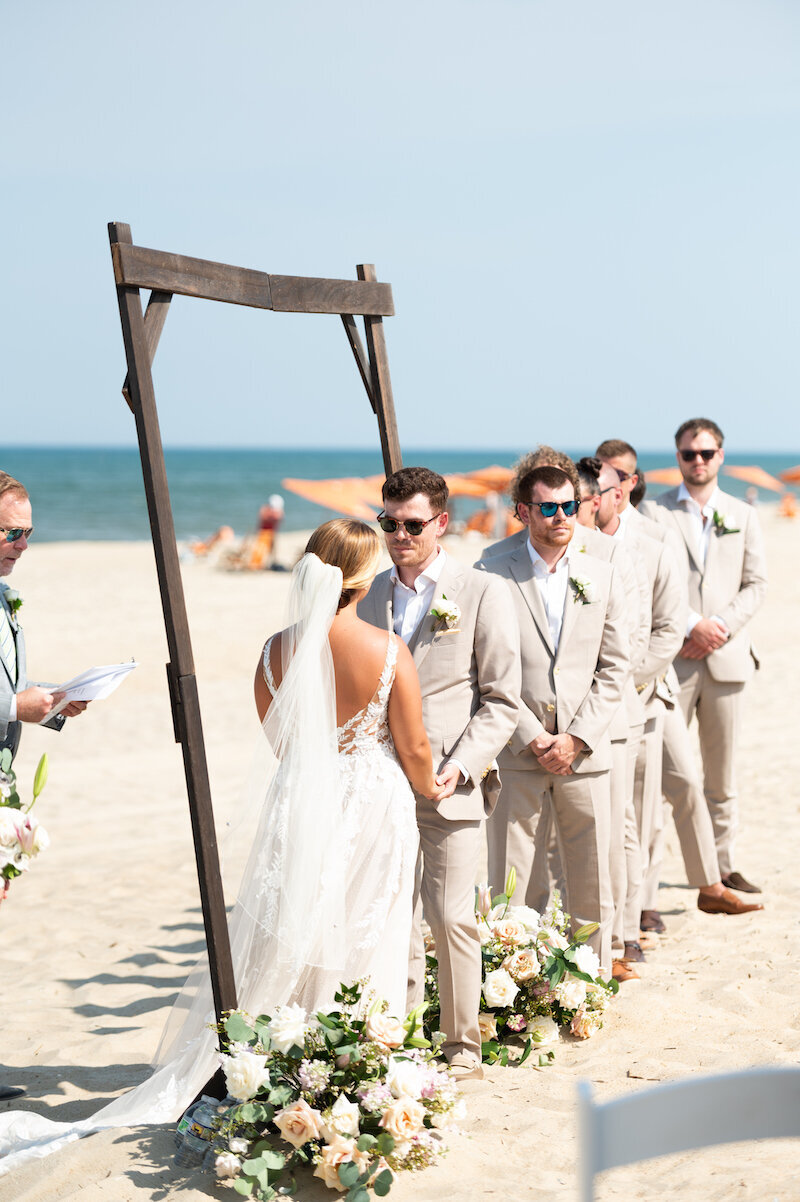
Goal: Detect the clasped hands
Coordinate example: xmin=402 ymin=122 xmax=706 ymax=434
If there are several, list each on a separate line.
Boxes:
xmin=679 ymin=616 xmax=729 ymax=661
xmin=529 ymin=731 xmax=586 ymax=775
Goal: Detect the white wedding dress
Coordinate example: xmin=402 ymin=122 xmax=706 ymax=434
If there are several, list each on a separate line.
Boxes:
xmin=0 ymin=554 xmax=418 ymax=1175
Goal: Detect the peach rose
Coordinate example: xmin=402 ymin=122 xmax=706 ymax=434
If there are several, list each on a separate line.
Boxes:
xmin=364 ymin=1014 xmax=407 ymax=1051
xmin=274 ymin=1098 xmax=323 ymax=1148
xmin=503 ymin=949 xmax=539 ymax=982
xmin=491 ymin=918 xmax=528 ymax=948
xmin=313 ymin=1135 xmax=369 ymax=1191
xmin=478 ymin=1012 xmax=498 ymax=1042
xmin=379 ymin=1097 xmax=426 ymax=1143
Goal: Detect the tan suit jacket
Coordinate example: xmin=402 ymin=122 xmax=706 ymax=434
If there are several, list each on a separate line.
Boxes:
xmin=359 ymin=556 xmax=521 ymax=820
xmin=640 ymin=488 xmax=767 ymax=683
xmin=477 ymin=543 xmax=630 ymax=775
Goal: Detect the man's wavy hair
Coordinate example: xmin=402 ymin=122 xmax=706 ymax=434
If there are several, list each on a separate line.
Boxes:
xmin=382 ymin=466 xmax=449 ymax=514
xmin=674 ymin=418 xmax=724 ymax=448
xmin=510 ymin=446 xmax=579 ymax=508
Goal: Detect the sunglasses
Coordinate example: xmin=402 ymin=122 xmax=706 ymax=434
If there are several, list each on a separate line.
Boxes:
xmin=679 ymin=449 xmax=718 ymax=462
xmin=614 ymin=469 xmax=635 ymax=482
xmin=377 ymin=512 xmax=440 ymax=536
xmin=525 ymin=500 xmax=580 ymax=518
xmin=0 ymin=527 xmax=33 ymax=543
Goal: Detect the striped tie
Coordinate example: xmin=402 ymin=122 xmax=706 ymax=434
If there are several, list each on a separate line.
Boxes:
xmin=0 ymin=605 xmax=17 ymax=683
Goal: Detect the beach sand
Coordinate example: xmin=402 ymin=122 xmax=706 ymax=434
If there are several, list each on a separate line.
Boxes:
xmin=1 ymin=513 xmax=799 ymax=1201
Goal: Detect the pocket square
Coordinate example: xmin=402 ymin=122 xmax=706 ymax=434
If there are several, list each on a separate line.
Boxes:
xmin=433 ymin=627 xmax=461 ymax=637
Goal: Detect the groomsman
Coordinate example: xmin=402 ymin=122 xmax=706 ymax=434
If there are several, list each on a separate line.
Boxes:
xmin=478 ymin=465 xmax=629 ymax=973
xmin=0 ymin=471 xmax=88 ymax=1100
xmin=360 ymin=467 xmax=520 ymax=1080
xmin=597 ymin=439 xmax=763 ymax=920
xmin=640 ymin=419 xmax=768 ymax=893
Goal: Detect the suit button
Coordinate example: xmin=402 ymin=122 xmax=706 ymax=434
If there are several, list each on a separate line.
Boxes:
xmin=545 ymin=703 xmax=555 ymax=712
xmin=507 ymin=739 xmax=513 ymax=748
xmin=554 ymin=667 xmax=560 ymax=676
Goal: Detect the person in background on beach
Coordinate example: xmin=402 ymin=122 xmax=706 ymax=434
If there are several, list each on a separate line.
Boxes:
xmin=639 ymin=419 xmax=768 ymax=896
xmin=0 ymin=470 xmax=89 ymax=1099
xmin=256 ymin=494 xmax=284 ymax=566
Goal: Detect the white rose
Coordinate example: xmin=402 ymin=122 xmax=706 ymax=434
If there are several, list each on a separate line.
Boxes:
xmin=505 ymin=905 xmax=541 ymax=934
xmin=477 ymin=920 xmax=494 ymax=946
xmin=229 ymin=1138 xmax=249 ymax=1155
xmin=215 ymin=1151 xmax=241 ymax=1179
xmin=570 ymin=944 xmax=600 ymax=980
xmin=266 ymin=1002 xmax=307 ymax=1053
xmin=526 ymin=1015 xmax=560 ymax=1047
xmin=482 ymin=968 xmax=519 ymax=1008
xmin=221 ymin=1048 xmax=271 ymax=1101
xmin=321 ymin=1093 xmax=360 ymax=1141
xmin=31 ymin=822 xmax=49 ymax=855
xmin=478 ymin=1012 xmax=497 ymax=1041
xmin=503 ymin=949 xmax=539 ymax=983
xmin=555 ymin=974 xmax=587 ymax=1011
xmin=385 ymin=1056 xmax=425 ymax=1099
xmin=0 ymin=811 xmax=18 ymax=848
xmin=539 ymin=926 xmax=569 ymax=952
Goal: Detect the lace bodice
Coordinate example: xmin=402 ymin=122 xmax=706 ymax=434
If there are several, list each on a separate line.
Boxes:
xmin=262 ymin=632 xmax=398 ymax=756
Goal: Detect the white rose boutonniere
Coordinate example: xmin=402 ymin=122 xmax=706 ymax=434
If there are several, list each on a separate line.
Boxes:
xmin=712 ymin=510 xmax=740 ymax=536
xmin=430 ymin=595 xmax=461 ymax=630
xmin=569 ymin=575 xmax=596 ymax=605
xmin=2 ymin=587 xmax=22 ymax=617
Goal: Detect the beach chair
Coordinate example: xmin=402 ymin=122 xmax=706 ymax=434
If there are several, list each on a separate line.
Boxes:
xmin=577 ymin=1067 xmax=800 ymax=1201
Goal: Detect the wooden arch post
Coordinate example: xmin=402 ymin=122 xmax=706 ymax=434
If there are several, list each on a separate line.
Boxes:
xmin=108 ymin=222 xmax=402 ymax=1024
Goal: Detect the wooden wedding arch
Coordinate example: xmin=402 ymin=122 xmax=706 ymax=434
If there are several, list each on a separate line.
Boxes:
xmin=108 ymin=221 xmax=402 ymax=1025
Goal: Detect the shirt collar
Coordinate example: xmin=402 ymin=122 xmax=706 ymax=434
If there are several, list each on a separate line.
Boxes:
xmin=390 ymin=545 xmax=447 ymax=591
xmin=527 ymin=539 xmax=569 ymax=576
xmin=677 ymin=481 xmax=720 ymax=516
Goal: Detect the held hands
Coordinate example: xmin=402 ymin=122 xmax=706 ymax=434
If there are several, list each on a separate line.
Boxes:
xmin=529 ymin=732 xmax=586 ymax=776
xmin=429 ymin=761 xmax=463 ymax=801
xmin=680 ymin=617 xmax=729 ymax=660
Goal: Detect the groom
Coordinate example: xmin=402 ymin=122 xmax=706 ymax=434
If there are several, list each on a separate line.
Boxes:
xmin=361 ymin=467 xmax=520 ymax=1080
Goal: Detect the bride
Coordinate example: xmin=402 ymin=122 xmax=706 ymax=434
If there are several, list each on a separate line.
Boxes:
xmin=0 ymin=518 xmax=440 ymax=1174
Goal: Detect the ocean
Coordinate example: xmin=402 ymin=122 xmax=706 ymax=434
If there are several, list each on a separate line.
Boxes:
xmin=1 ymin=447 xmax=797 ymax=542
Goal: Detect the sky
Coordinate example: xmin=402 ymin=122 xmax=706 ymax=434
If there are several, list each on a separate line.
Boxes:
xmin=3 ymin=1 xmax=800 ymax=452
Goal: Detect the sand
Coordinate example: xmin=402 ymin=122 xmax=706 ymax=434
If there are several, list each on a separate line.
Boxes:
xmin=1 ymin=513 xmax=799 ymax=1201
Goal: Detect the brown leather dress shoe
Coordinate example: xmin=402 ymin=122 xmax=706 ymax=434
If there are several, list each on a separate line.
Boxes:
xmin=721 ymin=870 xmax=762 ymax=894
xmin=697 ymin=888 xmax=764 ymax=915
xmin=640 ymin=909 xmax=666 ymax=934
xmin=612 ymin=960 xmax=640 ymax=983
xmin=622 ymin=940 xmax=646 ymax=963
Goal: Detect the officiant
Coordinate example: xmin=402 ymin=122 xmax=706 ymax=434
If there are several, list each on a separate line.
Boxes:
xmin=0 ymin=470 xmax=89 ymax=1100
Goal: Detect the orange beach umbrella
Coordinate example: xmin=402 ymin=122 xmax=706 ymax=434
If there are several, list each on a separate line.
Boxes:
xmin=644 ymin=467 xmax=683 ymax=486
xmin=723 ymin=465 xmax=785 ymax=493
xmin=283 ymin=466 xmax=515 ymax=521
xmin=779 ymin=465 xmax=800 ymax=484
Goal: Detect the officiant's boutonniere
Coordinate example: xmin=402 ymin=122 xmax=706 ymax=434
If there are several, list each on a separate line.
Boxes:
xmin=1 ymin=587 xmax=22 ymax=617
xmin=430 ymin=595 xmax=461 ymax=630
xmin=712 ymin=510 xmax=740 ymax=536
xmin=569 ymin=575 xmax=596 ymax=605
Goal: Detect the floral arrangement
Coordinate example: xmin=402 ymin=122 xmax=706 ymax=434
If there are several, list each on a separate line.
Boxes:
xmin=712 ymin=510 xmax=740 ymax=536
xmin=429 ymin=596 xmax=460 ymax=630
xmin=0 ymin=751 xmax=49 ymax=888
xmin=569 ymin=575 xmax=596 ymax=605
xmin=209 ymin=981 xmax=464 ymax=1200
xmin=425 ymin=870 xmax=616 ymax=1066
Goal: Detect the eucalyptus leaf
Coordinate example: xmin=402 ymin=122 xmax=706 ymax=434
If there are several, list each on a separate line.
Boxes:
xmin=356 ymin=1134 xmax=377 ymax=1151
xmin=373 ymin=1169 xmax=393 ymax=1197
xmin=338 ymin=1161 xmax=360 ymax=1187
xmin=375 ymin=1132 xmax=395 ymax=1155
xmin=225 ymin=1013 xmax=257 ymax=1045
xmin=233 ymin=1178 xmax=255 ymax=1197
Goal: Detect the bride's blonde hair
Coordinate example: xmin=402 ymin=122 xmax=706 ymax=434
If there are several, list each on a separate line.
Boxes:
xmin=305 ymin=519 xmax=382 ymax=610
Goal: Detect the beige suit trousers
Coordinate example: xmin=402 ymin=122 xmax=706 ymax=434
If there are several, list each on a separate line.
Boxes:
xmin=487 ymin=767 xmax=613 ymax=973
xmin=634 ymin=712 xmax=666 ymax=912
xmin=407 ymin=801 xmax=484 ymax=1063
xmin=674 ymin=660 xmax=745 ymax=877
xmin=609 ymin=728 xmax=644 ymax=954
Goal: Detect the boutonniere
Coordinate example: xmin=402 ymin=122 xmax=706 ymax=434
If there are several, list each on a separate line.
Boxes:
xmin=569 ymin=575 xmax=596 ymax=605
xmin=430 ymin=595 xmax=461 ymax=630
xmin=712 ymin=510 xmax=740 ymax=536
xmin=2 ymin=587 xmax=22 ymax=617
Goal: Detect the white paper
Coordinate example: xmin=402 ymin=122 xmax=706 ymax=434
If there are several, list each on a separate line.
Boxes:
xmin=40 ymin=661 xmax=138 ymax=721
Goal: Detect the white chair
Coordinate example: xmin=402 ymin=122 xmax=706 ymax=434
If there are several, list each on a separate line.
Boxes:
xmin=578 ymin=1067 xmax=800 ymax=1201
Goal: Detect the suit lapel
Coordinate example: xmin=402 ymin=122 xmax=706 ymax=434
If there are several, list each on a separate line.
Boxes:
xmin=508 ymin=545 xmax=555 ymax=656
xmin=670 ymin=498 xmax=704 ymax=575
xmin=368 ymin=571 xmax=394 ymax=632
xmin=410 ymin=559 xmax=464 ymax=671
xmin=0 ymin=592 xmax=17 ymax=688
xmin=555 ymin=567 xmax=580 ymax=662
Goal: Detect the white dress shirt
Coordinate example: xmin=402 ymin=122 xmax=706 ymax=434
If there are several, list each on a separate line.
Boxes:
xmin=390 ymin=548 xmax=468 ymax=783
xmin=526 ymin=539 xmax=570 ymax=652
xmin=390 ymin=546 xmax=448 ymax=644
xmin=677 ymin=482 xmax=727 ymax=637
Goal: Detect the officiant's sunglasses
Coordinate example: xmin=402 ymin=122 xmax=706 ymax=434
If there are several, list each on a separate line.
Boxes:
xmin=526 ymin=501 xmax=580 ymax=518
xmin=679 ymin=449 xmax=718 ymax=462
xmin=377 ymin=512 xmax=440 ymax=536
xmin=0 ymin=527 xmax=33 ymax=543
